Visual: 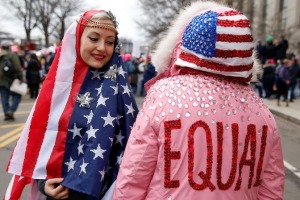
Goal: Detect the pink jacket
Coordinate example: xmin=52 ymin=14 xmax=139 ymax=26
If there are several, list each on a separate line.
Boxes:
xmin=113 ymin=74 xmax=284 ymax=200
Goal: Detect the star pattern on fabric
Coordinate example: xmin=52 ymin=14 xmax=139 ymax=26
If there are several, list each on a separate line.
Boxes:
xmin=65 ymin=157 xmax=76 ymax=172
xmin=77 ymin=141 xmax=84 ymax=156
xmin=76 ymin=92 xmax=94 ymax=108
xmin=68 ymin=123 xmax=82 ymax=139
xmin=121 ymin=84 xmax=131 ymax=96
xmin=86 ymin=125 xmax=99 ymax=141
xmin=60 ymin=59 xmax=138 ymax=198
xmin=116 ymin=114 xmax=123 ymax=125
xmin=115 ymin=131 xmax=125 ymax=146
xmin=91 ymin=69 xmax=102 ymax=79
xmin=110 ymin=84 xmax=118 ymax=95
xmin=99 ymin=168 xmax=106 ymax=181
xmin=90 ymin=144 xmax=106 ymax=160
xmin=79 ymin=159 xmax=89 ymax=175
xmin=84 ymin=110 xmax=94 ymax=124
xmin=101 ymin=111 xmax=116 ymax=127
xmin=118 ymin=66 xmax=126 ymax=78
xmin=97 ymin=94 xmax=109 ymax=107
xmin=126 ymin=103 xmax=136 ymax=117
xmin=103 ymin=65 xmax=118 ymax=81
xmin=116 ymin=152 xmax=123 ymax=165
xmin=109 ymin=137 xmax=114 ymax=146
xmin=95 ymin=85 xmax=103 ymax=96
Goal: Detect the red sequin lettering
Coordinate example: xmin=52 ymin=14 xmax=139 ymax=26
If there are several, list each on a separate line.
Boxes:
xmin=234 ymin=124 xmax=257 ymax=190
xmin=188 ymin=120 xmax=216 ymax=191
xmin=254 ymin=125 xmax=268 ymax=187
xmin=162 ymin=119 xmax=269 ymax=191
xmin=164 ymin=120 xmax=181 ymax=188
xmin=217 ymin=123 xmax=239 ymax=190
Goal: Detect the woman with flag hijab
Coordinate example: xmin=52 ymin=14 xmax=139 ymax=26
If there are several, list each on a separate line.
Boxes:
xmin=113 ymin=1 xmax=284 ymax=200
xmin=5 ymin=9 xmax=138 ymax=200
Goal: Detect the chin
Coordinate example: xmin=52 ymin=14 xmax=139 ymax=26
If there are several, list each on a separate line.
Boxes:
xmin=89 ymin=62 xmax=105 ymax=69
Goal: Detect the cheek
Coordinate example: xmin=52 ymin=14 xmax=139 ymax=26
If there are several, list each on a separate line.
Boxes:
xmin=107 ymin=47 xmax=114 ymax=57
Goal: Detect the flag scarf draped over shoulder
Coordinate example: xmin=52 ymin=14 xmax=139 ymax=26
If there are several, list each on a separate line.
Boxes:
xmin=6 ymin=10 xmax=138 ymax=199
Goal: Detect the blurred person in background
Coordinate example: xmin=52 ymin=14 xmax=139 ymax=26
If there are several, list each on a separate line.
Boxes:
xmin=0 ymin=40 xmax=24 ymax=121
xmin=26 ymin=53 xmax=41 ymax=99
xmin=275 ymin=58 xmax=292 ymax=106
xmin=262 ymin=36 xmax=277 ymax=64
xmin=140 ymin=55 xmax=156 ymax=97
xmin=262 ymin=59 xmax=276 ymax=99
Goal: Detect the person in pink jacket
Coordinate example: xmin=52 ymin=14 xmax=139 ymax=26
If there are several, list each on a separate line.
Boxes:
xmin=113 ymin=1 xmax=285 ymax=200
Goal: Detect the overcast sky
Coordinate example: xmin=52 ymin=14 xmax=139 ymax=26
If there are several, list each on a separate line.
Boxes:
xmin=0 ymin=0 xmax=143 ymax=42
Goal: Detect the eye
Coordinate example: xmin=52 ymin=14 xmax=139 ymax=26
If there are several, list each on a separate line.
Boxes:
xmin=106 ymin=41 xmax=114 ymax=46
xmin=88 ymin=36 xmax=98 ymax=42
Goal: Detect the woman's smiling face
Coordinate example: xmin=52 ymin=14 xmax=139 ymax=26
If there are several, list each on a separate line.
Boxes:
xmin=80 ymin=19 xmax=116 ymax=69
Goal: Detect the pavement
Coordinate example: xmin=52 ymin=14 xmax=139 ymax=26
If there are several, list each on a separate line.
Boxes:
xmin=263 ymin=98 xmax=300 ymax=125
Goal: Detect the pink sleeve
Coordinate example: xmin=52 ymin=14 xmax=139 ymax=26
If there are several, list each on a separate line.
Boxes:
xmin=113 ymin=105 xmax=159 ymax=199
xmin=258 ymin=129 xmax=285 ymax=200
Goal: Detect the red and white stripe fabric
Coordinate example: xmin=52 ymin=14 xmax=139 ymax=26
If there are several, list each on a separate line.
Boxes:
xmin=5 ymin=19 xmax=89 ymax=198
xmin=175 ymin=8 xmax=254 ymax=81
xmin=3 ymin=175 xmax=31 ymax=200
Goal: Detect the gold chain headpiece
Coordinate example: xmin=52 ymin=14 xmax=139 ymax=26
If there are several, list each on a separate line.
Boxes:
xmin=76 ymin=13 xmax=118 ymax=33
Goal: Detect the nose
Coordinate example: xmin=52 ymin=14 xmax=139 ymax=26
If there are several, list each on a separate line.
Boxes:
xmin=96 ymin=40 xmax=105 ymax=51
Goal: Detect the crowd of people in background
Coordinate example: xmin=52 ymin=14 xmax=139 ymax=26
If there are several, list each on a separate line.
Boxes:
xmin=122 ymin=52 xmax=156 ymax=97
xmin=253 ymin=35 xmax=300 ymax=106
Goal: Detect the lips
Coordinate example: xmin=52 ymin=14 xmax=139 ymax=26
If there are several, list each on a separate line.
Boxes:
xmin=92 ymin=54 xmax=105 ymax=61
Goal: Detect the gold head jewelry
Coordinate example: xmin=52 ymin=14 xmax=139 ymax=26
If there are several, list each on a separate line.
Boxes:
xmin=77 ymin=15 xmax=118 ymax=33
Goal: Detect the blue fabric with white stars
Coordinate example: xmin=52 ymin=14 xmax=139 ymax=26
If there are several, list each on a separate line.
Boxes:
xmin=61 ymin=52 xmax=138 ymax=199
xmin=182 ymin=10 xmax=218 ymax=58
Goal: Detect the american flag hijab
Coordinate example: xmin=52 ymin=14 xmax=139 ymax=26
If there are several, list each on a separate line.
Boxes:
xmin=6 ymin=10 xmax=138 ymax=199
xmin=147 ymin=3 xmax=260 ymax=91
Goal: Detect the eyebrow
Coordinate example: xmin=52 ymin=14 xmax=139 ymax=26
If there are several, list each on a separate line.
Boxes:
xmin=88 ymin=31 xmax=115 ymax=39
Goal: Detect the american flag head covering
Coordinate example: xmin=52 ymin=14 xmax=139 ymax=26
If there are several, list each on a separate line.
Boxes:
xmin=148 ymin=2 xmax=260 ymax=92
xmin=177 ymin=8 xmax=254 ymax=81
xmin=5 ymin=9 xmax=138 ymax=199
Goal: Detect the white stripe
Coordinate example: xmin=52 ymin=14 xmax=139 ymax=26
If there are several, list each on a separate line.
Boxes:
xmin=181 ymin=47 xmax=253 ymax=66
xmin=216 ymin=41 xmax=253 ymax=51
xmin=7 ymin=102 xmax=36 ymax=174
xmin=217 ymin=26 xmax=251 ymax=35
xmin=33 ymin=22 xmax=77 ymax=178
xmin=101 ymin=181 xmax=116 ymax=200
xmin=284 ymin=160 xmax=300 ymax=178
xmin=4 ymin=175 xmax=14 ymax=200
xmin=175 ymin=58 xmax=252 ymax=78
xmin=218 ymin=15 xmax=248 ymax=21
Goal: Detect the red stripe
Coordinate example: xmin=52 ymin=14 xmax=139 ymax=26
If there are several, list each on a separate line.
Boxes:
xmin=218 ymin=10 xmax=242 ymax=16
xmin=46 ymin=22 xmax=88 ymax=178
xmin=7 ymin=175 xmax=31 ymax=200
xmin=218 ymin=19 xmax=250 ymax=27
xmin=46 ymin=59 xmax=88 ymax=179
xmin=217 ymin=34 xmax=253 ymax=42
xmin=20 ymin=47 xmax=62 ymax=178
xmin=215 ymin=49 xmax=253 ymax=58
xmin=179 ymin=52 xmax=253 ymax=72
